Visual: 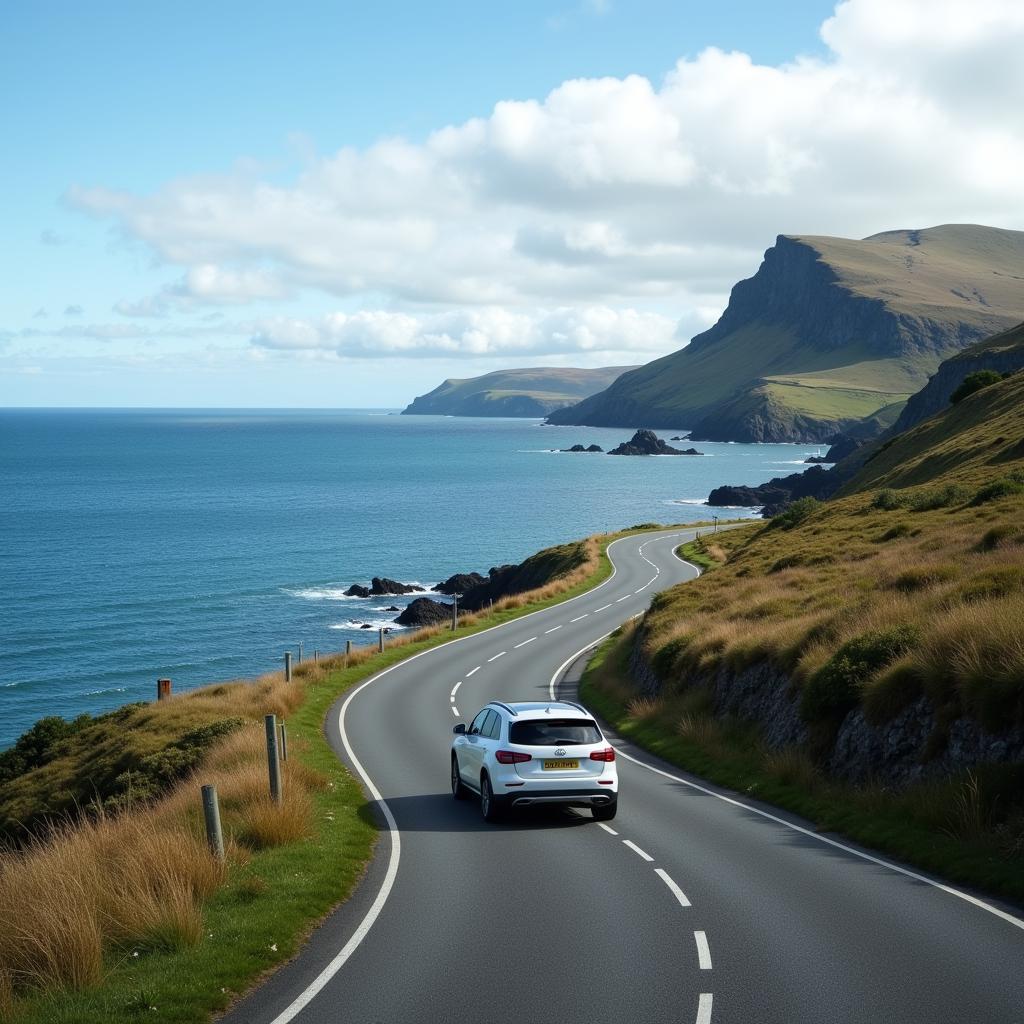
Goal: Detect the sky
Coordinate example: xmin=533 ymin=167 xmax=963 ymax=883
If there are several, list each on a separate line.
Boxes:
xmin=2 ymin=0 xmax=1023 ymax=408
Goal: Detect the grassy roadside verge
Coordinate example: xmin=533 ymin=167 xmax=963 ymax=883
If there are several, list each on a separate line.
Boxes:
xmin=581 ymin=625 xmax=1024 ymax=906
xmin=4 ymin=522 xmax=703 ymax=1022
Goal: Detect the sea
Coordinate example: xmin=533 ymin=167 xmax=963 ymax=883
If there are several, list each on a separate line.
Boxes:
xmin=0 ymin=409 xmax=828 ymax=748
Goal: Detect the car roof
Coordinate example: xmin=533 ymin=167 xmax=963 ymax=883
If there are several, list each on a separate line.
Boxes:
xmin=488 ymin=700 xmax=592 ymax=719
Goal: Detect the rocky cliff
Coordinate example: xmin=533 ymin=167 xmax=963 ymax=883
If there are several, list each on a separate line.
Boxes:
xmin=890 ymin=321 xmax=1024 ymax=434
xmin=548 ymin=225 xmax=1024 ymax=442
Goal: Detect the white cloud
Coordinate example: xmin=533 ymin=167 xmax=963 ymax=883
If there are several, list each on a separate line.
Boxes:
xmin=251 ymin=306 xmax=681 ymax=359
xmin=66 ymin=0 xmax=1024 ymax=359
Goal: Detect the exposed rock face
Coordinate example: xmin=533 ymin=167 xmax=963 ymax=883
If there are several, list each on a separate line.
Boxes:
xmin=547 ymin=226 xmax=1024 ymax=442
xmin=608 ymin=430 xmax=702 ymax=456
xmin=707 ymin=465 xmax=836 ymax=513
xmin=395 ymin=597 xmax=453 ymax=627
xmin=370 ymin=577 xmax=424 ymax=596
xmin=433 ymin=572 xmax=486 ymax=595
xmin=346 ymin=578 xmax=425 ymax=597
xmin=631 ymin=634 xmax=1024 ymax=786
xmin=561 ymin=443 xmax=604 ymax=452
xmin=890 ymin=321 xmax=1024 ymax=434
xmin=805 ymin=455 xmax=831 ymax=464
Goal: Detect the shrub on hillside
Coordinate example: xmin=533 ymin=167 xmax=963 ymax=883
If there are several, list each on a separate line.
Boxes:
xmin=768 ymin=497 xmax=821 ymax=531
xmin=0 ymin=716 xmax=94 ymax=786
xmin=872 ymin=489 xmax=907 ymax=511
xmin=800 ymin=626 xmax=921 ymax=724
xmin=950 ymin=370 xmax=1005 ymax=404
xmin=970 ymin=471 xmax=1024 ymax=506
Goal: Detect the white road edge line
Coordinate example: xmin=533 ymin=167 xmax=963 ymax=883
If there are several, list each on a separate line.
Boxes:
xmin=266 ymin=678 xmax=404 ymax=1023
xmin=265 ymin=528 xmax=698 ymax=1023
xmin=695 ymin=930 xmax=712 ymax=970
xmin=546 ymin=627 xmax=1024 ymax=936
xmin=487 ymin=651 xmax=506 ymax=662
xmin=597 ymin=822 xmax=618 ymax=836
xmin=654 ymin=868 xmax=691 ymax=908
xmin=623 ymin=839 xmax=654 ymax=862
xmin=513 ymin=637 xmax=537 ymax=648
xmin=466 ymin=666 xmax=480 ymax=677
xmin=696 ymin=993 xmax=713 ymax=1024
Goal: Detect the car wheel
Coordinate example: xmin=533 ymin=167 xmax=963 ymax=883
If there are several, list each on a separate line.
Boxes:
xmin=480 ymin=773 xmax=503 ymax=822
xmin=451 ymin=755 xmax=469 ymax=800
xmin=593 ymin=801 xmax=617 ymax=822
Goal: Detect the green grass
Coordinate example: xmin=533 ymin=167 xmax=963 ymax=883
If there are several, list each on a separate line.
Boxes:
xmin=581 ymin=627 xmax=1024 ymax=904
xmin=4 ymin=523 xmax=702 ymax=1023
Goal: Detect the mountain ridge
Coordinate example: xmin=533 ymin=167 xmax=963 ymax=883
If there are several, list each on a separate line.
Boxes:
xmin=401 ymin=365 xmax=637 ymax=417
xmin=547 ymin=224 xmax=1024 ymax=442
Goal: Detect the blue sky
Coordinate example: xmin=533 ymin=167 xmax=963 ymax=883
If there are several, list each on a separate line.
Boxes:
xmin=2 ymin=0 xmax=1022 ymax=407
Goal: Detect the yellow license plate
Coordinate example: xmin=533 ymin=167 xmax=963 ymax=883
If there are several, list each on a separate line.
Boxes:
xmin=542 ymin=759 xmax=579 ymax=771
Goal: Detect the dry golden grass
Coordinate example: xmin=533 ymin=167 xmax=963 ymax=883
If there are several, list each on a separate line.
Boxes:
xmin=640 ymin=488 xmax=1024 ymax=734
xmin=237 ymin=787 xmax=314 ymax=850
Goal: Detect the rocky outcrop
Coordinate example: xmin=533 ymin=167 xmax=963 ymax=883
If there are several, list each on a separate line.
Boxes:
xmin=608 ymin=430 xmax=702 ymax=456
xmin=562 ymin=444 xmax=604 ymax=453
xmin=395 ymin=597 xmax=453 ymax=627
xmin=344 ymin=584 xmax=371 ymax=598
xmin=631 ymin=634 xmax=1024 ymax=786
xmin=433 ymin=573 xmax=486 ymax=595
xmin=706 ymin=465 xmax=837 ymax=513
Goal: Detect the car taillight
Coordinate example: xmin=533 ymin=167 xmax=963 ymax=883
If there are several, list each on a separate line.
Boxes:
xmin=589 ymin=747 xmax=616 ymax=762
xmin=495 ymin=750 xmax=532 ymax=764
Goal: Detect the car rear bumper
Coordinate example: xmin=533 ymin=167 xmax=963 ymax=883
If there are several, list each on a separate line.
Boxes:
xmin=506 ymin=787 xmax=617 ymax=808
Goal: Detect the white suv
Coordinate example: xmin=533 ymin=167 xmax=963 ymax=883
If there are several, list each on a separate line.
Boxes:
xmin=451 ymin=700 xmax=618 ymax=822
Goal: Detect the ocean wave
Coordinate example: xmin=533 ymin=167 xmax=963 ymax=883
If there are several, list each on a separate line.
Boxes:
xmin=669 ymin=499 xmax=707 ymax=505
xmin=284 ymin=586 xmax=362 ymax=601
xmin=84 ymin=686 xmax=128 ymax=696
xmin=329 ymin=618 xmax=409 ymax=631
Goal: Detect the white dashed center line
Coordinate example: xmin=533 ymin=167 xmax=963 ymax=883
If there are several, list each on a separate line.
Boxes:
xmin=654 ymin=868 xmax=691 ymax=908
xmin=594 ymin=604 xmax=612 ymax=613
xmin=696 ymin=993 xmax=713 ymax=1024
xmin=569 ymin=614 xmax=589 ymax=623
xmin=451 ymin=706 xmax=459 ymax=717
xmin=544 ymin=625 xmax=562 ymax=633
xmin=597 ymin=823 xmax=618 ymax=836
xmin=513 ymin=637 xmax=537 ymax=649
xmin=487 ymin=651 xmax=506 ymax=662
xmin=466 ymin=666 xmax=480 ymax=677
xmin=616 ymin=595 xmax=630 ymax=603
xmin=450 ymin=681 xmax=463 ymax=698
xmin=694 ymin=931 xmax=712 ymax=970
xmin=622 ymin=839 xmax=654 ymax=862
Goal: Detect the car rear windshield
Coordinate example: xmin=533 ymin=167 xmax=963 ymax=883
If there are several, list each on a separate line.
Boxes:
xmin=509 ymin=718 xmax=602 ymax=746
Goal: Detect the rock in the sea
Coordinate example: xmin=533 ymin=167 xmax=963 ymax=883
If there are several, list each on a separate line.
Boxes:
xmin=586 ymin=444 xmax=603 ymax=452
xmin=670 ymin=436 xmax=688 ymax=441
xmin=345 ymin=584 xmax=371 ymax=598
xmin=804 ymin=455 xmax=831 ymax=464
xmin=561 ymin=443 xmax=604 ymax=453
xmin=608 ymin=430 xmax=702 ymax=456
xmin=396 ymin=597 xmax=453 ymax=627
xmin=433 ymin=572 xmax=486 ymax=595
xmin=370 ymin=577 xmax=424 ymax=595
xmin=384 ymin=605 xmax=400 ymax=612
xmin=359 ymin=623 xmax=373 ymax=629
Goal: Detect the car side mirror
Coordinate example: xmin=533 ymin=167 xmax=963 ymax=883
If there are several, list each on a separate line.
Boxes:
xmin=452 ymin=723 xmax=466 ymax=735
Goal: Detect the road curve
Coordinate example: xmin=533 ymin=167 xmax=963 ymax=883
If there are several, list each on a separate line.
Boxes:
xmin=223 ymin=529 xmax=1024 ymax=1024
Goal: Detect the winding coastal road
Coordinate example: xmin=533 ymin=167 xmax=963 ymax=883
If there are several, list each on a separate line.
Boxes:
xmin=223 ymin=529 xmax=1024 ymax=1024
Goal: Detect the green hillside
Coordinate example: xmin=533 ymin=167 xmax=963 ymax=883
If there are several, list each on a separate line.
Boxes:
xmin=548 ymin=225 xmax=1024 ymax=442
xmin=583 ymin=370 xmax=1024 ymax=898
xmin=401 ymin=365 xmax=637 ymax=417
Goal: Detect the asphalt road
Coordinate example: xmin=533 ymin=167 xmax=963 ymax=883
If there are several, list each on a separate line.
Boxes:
xmin=223 ymin=528 xmax=1024 ymax=1024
